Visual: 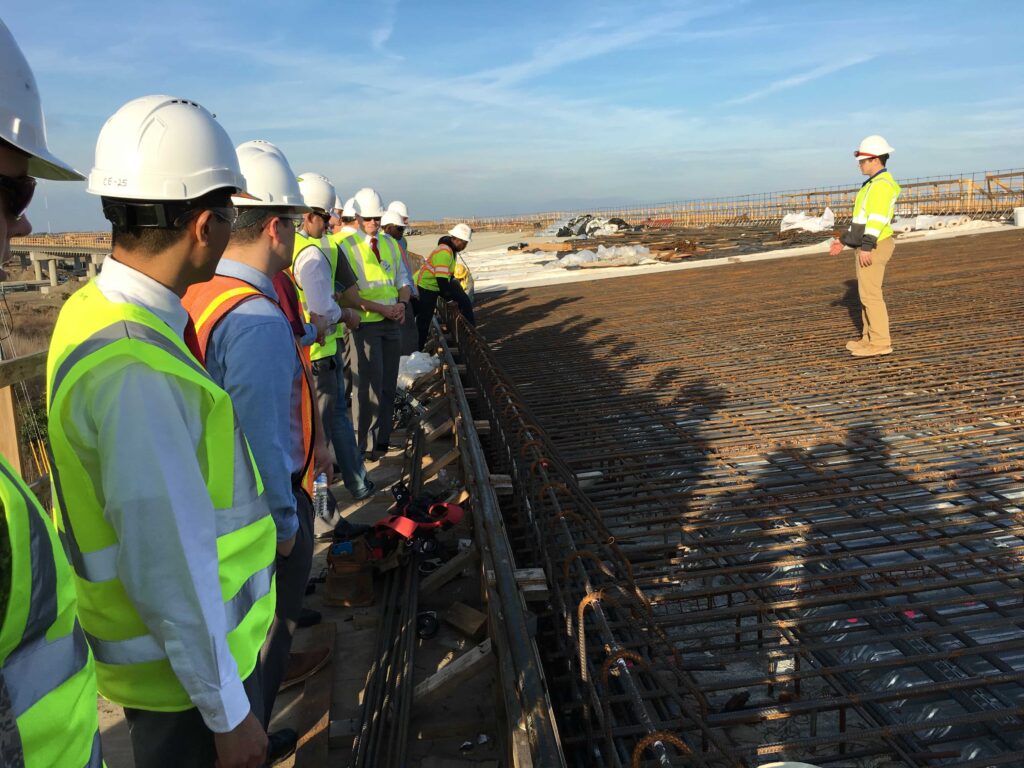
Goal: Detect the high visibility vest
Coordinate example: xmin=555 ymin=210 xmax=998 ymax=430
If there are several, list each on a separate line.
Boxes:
xmin=182 ymin=275 xmax=317 ymax=496
xmin=341 ymin=233 xmax=401 ymax=323
xmin=45 ymin=281 xmax=277 ymax=712
xmin=849 ymin=170 xmax=901 ymax=246
xmin=414 ymin=244 xmax=455 ymax=293
xmin=0 ymin=456 xmax=102 ymax=768
xmin=290 ymin=232 xmax=344 ymax=361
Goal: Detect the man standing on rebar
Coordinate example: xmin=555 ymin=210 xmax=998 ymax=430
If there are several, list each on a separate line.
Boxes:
xmin=830 ymin=135 xmax=902 ymax=358
xmin=414 ymin=223 xmax=475 ymax=350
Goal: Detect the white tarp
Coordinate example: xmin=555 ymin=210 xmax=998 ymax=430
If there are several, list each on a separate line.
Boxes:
xmin=780 ymin=207 xmax=835 ymax=233
xmin=396 ymin=351 xmax=439 ymax=390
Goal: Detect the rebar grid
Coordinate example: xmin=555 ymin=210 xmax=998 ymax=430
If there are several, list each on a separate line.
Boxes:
xmin=462 ymin=229 xmax=1024 ymax=767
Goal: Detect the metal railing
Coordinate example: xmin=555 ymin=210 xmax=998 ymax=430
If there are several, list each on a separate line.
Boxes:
xmin=442 ymin=168 xmax=1024 ymax=231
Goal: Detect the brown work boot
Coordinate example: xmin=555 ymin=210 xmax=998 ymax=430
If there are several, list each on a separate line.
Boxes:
xmin=845 ymin=338 xmax=869 ymax=352
xmin=280 ymin=646 xmax=332 ymax=691
xmin=850 ymin=343 xmax=893 ymax=357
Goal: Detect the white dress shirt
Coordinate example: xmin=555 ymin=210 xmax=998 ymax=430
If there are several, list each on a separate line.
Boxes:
xmin=292 ymin=231 xmax=342 ymax=326
xmin=66 ymin=257 xmax=253 ymax=732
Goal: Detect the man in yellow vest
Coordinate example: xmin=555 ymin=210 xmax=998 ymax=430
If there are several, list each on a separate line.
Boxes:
xmin=830 ymin=135 xmax=902 ymax=358
xmin=46 ymin=95 xmax=274 ymax=768
xmin=382 ymin=206 xmax=420 ymax=354
xmin=0 ymin=18 xmax=102 ymax=767
xmin=341 ymin=187 xmax=411 ymax=458
xmin=181 ymin=140 xmax=331 ymax=763
xmin=414 ymin=223 xmax=475 ymax=350
xmin=291 ymin=176 xmax=374 ymax=511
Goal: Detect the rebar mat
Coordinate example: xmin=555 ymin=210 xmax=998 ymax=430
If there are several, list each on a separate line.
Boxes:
xmin=463 ymin=229 xmax=1024 ymax=767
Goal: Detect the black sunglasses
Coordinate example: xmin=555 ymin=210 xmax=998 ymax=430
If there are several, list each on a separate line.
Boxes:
xmin=364 ymin=216 xmax=382 ymax=223
xmin=0 ymin=175 xmax=37 ymax=220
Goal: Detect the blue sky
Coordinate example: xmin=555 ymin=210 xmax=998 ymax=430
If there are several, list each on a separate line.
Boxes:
xmin=6 ymin=0 xmax=1023 ymax=231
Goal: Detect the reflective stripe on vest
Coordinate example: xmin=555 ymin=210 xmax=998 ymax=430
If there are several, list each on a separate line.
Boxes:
xmin=341 ymin=234 xmax=401 ymax=323
xmin=183 ymin=275 xmax=317 ymax=496
xmin=291 ymin=233 xmax=342 ymax=361
xmin=45 ymin=280 xmax=277 ymax=712
xmin=851 ymin=170 xmax=901 ymax=242
xmin=0 ymin=456 xmax=102 ymax=767
xmin=414 ymin=244 xmax=455 ymax=293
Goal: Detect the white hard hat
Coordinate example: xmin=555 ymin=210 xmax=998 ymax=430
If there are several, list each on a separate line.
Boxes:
xmin=387 ymin=200 xmax=409 ymax=219
xmin=854 ymin=134 xmax=894 ymax=160
xmin=0 ymin=20 xmax=83 ymax=181
xmin=447 ymin=223 xmax=473 ymax=242
xmin=381 ymin=210 xmax=405 ymax=228
xmin=334 ymin=195 xmax=344 ymax=211
xmin=342 ymin=197 xmax=359 ymax=217
xmin=296 ymin=172 xmax=336 ymax=213
xmin=88 ymin=95 xmax=247 ymax=201
xmin=353 ymin=187 xmax=385 ymax=218
xmin=233 ymin=140 xmax=308 ymax=210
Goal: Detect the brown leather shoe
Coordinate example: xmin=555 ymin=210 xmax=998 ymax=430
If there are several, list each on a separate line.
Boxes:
xmin=845 ymin=338 xmax=869 ymax=352
xmin=280 ymin=646 xmax=332 ymax=691
xmin=851 ymin=343 xmax=893 ymax=357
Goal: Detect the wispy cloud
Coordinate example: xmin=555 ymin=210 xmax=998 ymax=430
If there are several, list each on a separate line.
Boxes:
xmin=723 ymin=54 xmax=876 ymax=106
xmin=371 ymin=0 xmax=400 ymax=50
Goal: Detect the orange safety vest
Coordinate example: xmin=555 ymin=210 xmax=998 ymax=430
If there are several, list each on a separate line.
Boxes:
xmin=182 ymin=275 xmax=316 ymax=495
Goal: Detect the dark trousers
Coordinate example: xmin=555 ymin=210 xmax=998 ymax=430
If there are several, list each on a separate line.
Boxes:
xmin=259 ymin=490 xmax=315 ymax=724
xmin=124 ymin=672 xmax=264 ymax=768
xmin=400 ymin=299 xmax=418 ymax=356
xmin=414 ymin=290 xmax=439 ymax=350
xmin=348 ymin=319 xmax=402 ymax=453
xmin=414 ymin=288 xmax=475 ymax=351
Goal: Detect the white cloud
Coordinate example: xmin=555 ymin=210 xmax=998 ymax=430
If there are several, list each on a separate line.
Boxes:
xmin=723 ymin=54 xmax=876 ymax=106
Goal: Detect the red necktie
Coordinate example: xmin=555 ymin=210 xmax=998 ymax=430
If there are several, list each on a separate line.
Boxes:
xmin=370 ymin=236 xmax=381 ymax=262
xmin=183 ymin=317 xmax=205 ymax=367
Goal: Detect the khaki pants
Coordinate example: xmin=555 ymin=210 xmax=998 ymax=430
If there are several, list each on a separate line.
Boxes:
xmin=855 ymin=236 xmax=894 ymax=347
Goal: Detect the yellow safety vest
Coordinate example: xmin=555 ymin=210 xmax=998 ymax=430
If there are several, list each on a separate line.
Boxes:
xmin=46 ymin=281 xmax=276 ymax=712
xmin=414 ymin=244 xmax=455 ymax=293
xmin=291 ymin=232 xmax=345 ymax=361
xmin=847 ymin=170 xmax=901 ymax=247
xmin=0 ymin=456 xmax=102 ymax=767
xmin=341 ymin=233 xmax=401 ymax=323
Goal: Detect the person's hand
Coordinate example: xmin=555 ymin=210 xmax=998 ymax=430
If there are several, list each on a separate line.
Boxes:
xmin=394 ymin=302 xmax=406 ymax=323
xmin=858 ymin=250 xmax=873 ymax=268
xmin=309 ymin=312 xmax=331 ymax=344
xmin=829 ymin=239 xmax=843 ymax=257
xmin=342 ymin=308 xmax=360 ymax=331
xmin=315 ymin=440 xmax=334 ymax=485
xmin=213 ymin=711 xmax=267 ymax=768
xmin=384 ymin=304 xmax=403 ymax=321
xmin=277 ymin=535 xmax=296 ymax=558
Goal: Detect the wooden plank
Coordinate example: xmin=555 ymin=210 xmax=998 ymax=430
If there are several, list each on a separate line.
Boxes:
xmin=425 ymin=417 xmax=454 ymax=443
xmin=525 ymin=241 xmax=572 ymax=252
xmin=292 ymin=621 xmax=336 ymax=767
xmin=420 ymin=545 xmax=479 ymax=595
xmin=486 ymin=568 xmax=550 ymax=603
xmin=442 ymin=602 xmax=488 ymax=640
xmin=421 ymin=447 xmax=460 ymax=481
xmin=473 ymin=419 xmax=491 ymax=435
xmin=413 ymin=639 xmax=493 ymax=707
xmin=0 ymin=350 xmax=47 ymax=389
xmin=0 ymin=386 xmax=21 ymax=473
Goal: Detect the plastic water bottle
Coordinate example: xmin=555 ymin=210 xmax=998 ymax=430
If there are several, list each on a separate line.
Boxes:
xmin=313 ymin=473 xmax=329 ymax=519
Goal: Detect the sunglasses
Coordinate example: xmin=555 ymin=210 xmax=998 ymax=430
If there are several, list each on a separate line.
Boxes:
xmin=0 ymin=175 xmax=37 ymax=220
xmin=364 ymin=216 xmax=382 ymax=223
xmin=173 ymin=206 xmax=238 ymax=227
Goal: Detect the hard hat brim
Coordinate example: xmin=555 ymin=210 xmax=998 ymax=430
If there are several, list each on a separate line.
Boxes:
xmin=23 ymin=143 xmax=85 ymax=181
